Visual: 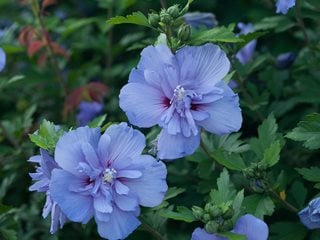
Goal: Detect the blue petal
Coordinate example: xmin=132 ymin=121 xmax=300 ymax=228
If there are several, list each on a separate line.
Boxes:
xmin=191 ymin=228 xmax=226 ymax=240
xmin=93 ymin=193 xmax=113 ymax=213
xmin=97 ymin=132 xmax=111 ymax=166
xmin=276 ymin=0 xmax=296 ymax=14
xmin=298 ymin=198 xmax=320 ymax=229
xmin=119 ymin=82 xmax=165 ymax=128
xmin=176 ymin=43 xmax=230 ymax=94
xmin=0 ymin=48 xmax=6 ymax=72
xmin=233 ymin=214 xmax=269 ymax=240
xmin=96 ymin=207 xmax=140 ymax=240
xmin=114 ymin=193 xmax=139 ymax=211
xmin=125 ymin=155 xmax=167 ymax=207
xmin=104 ymin=123 xmax=145 ymax=167
xmin=198 ymin=82 xmax=242 ymax=135
xmin=50 ymin=169 xmax=94 ymax=223
xmin=157 ymin=129 xmax=200 ymax=160
xmin=39 ymin=149 xmax=57 ymax=178
xmin=236 ymin=40 xmax=257 ymax=65
xmin=54 ymin=126 xmax=100 ymax=175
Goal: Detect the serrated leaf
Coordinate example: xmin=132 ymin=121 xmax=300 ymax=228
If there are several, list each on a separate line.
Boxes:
xmin=232 ymin=190 xmax=244 ymax=217
xmin=211 ymin=149 xmax=246 ymax=171
xmin=210 ymin=169 xmax=236 ymax=204
xmin=107 ymin=11 xmax=151 ymax=28
xmin=218 ymin=232 xmax=246 ymax=240
xmin=254 ymin=16 xmax=296 ymax=33
xmin=261 ymin=140 xmax=281 ymax=167
xmin=243 ymin=194 xmax=275 ymax=219
xmin=286 ymin=113 xmax=320 ymax=150
xmin=238 ymin=31 xmax=267 ymax=48
xmin=88 ymin=114 xmax=107 ymax=128
xmin=164 ymin=187 xmax=186 ymax=201
xmin=159 ymin=206 xmax=195 ymax=223
xmin=296 ymin=167 xmax=320 ymax=182
xmin=188 ymin=26 xmax=243 ymax=45
xmin=0 ymin=229 xmax=17 ymax=240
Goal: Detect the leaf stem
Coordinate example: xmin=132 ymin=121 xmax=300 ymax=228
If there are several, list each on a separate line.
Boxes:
xmin=140 ymin=222 xmax=166 ymax=240
xmin=267 ymin=188 xmax=298 ymax=213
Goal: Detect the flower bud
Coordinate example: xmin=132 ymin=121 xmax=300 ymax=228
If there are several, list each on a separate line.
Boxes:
xmin=160 ymin=10 xmax=172 ymax=24
xmin=220 ymin=219 xmax=234 ymax=232
xmin=167 ymin=4 xmax=180 ymax=19
xmin=276 ymin=52 xmax=296 ymax=69
xmin=202 ymin=213 xmax=211 ymax=223
xmin=222 ymin=207 xmax=234 ymax=219
xmin=148 ymin=13 xmax=160 ymax=28
xmin=178 ymin=24 xmax=191 ymax=42
xmin=210 ymin=206 xmax=223 ymax=218
xmin=205 ymin=221 xmax=219 ymax=234
xmin=192 ymin=206 xmax=204 ymax=220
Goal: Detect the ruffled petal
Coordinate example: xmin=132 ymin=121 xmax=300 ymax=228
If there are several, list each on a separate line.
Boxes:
xmin=54 ymin=126 xmax=100 ymax=175
xmin=104 ymin=123 xmax=145 ymax=167
xmin=119 ymin=82 xmax=166 ymax=128
xmin=50 ymin=169 xmax=93 ymax=224
xmin=114 ymin=193 xmax=139 ymax=211
xmin=233 ymin=214 xmax=269 ymax=240
xmin=93 ymin=193 xmax=113 ymax=213
xmin=191 ymin=228 xmax=226 ymax=240
xmin=176 ymin=43 xmax=230 ymax=94
xmin=124 ymin=155 xmax=167 ymax=207
xmin=299 ymin=206 xmax=320 ymax=229
xmin=198 ymin=82 xmax=242 ymax=135
xmin=157 ymin=129 xmax=200 ymax=160
xmin=96 ymin=207 xmax=140 ymax=240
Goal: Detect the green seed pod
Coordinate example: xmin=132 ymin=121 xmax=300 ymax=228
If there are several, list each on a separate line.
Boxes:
xmin=192 ymin=206 xmax=204 ymax=220
xmin=205 ymin=221 xmax=219 ymax=234
xmin=220 ymin=219 xmax=234 ymax=232
xmin=148 ymin=13 xmax=160 ymax=28
xmin=210 ymin=206 xmax=223 ymax=218
xmin=167 ymin=4 xmax=180 ymax=19
xmin=202 ymin=213 xmax=211 ymax=223
xmin=178 ymin=24 xmax=191 ymax=42
xmin=222 ymin=207 xmax=234 ymax=219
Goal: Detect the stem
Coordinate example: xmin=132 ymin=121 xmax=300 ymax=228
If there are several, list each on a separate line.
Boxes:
xmin=31 ymin=0 xmax=67 ymax=97
xmin=267 ymin=188 xmax=298 ymax=213
xmin=140 ymin=222 xmax=166 ymax=240
xmin=106 ymin=3 xmax=113 ymax=70
xmin=200 ymin=137 xmax=223 ymax=171
xmin=160 ymin=0 xmax=167 ymax=9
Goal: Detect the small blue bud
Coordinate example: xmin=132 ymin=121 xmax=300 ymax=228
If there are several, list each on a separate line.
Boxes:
xmin=276 ymin=52 xmax=296 ymax=69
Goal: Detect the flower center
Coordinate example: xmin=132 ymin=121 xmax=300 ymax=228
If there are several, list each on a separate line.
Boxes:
xmin=171 ymin=85 xmax=186 ymax=103
xmin=102 ymin=168 xmax=117 ymax=183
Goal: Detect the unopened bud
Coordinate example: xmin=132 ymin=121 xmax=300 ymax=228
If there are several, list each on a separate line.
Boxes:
xmin=167 ymin=4 xmax=180 ymax=19
xmin=192 ymin=206 xmax=204 ymax=220
xmin=205 ymin=221 xmax=219 ymax=234
xmin=160 ymin=10 xmax=172 ymax=24
xmin=148 ymin=13 xmax=160 ymax=28
xmin=178 ymin=24 xmax=191 ymax=42
xmin=222 ymin=207 xmax=234 ymax=219
xmin=220 ymin=219 xmax=233 ymax=232
xmin=202 ymin=213 xmax=211 ymax=223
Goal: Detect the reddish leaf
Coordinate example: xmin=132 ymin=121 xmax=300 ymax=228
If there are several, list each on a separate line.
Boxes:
xmin=27 ymin=40 xmax=45 ymax=56
xmin=87 ymin=82 xmax=109 ymax=102
xmin=19 ymin=26 xmax=36 ymax=46
xmin=37 ymin=53 xmax=48 ymax=66
xmin=50 ymin=42 xmax=68 ymax=59
xmin=42 ymin=0 xmax=57 ymax=9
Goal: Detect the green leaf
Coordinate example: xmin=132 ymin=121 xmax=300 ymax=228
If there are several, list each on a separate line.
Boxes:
xmin=223 ymin=71 xmax=236 ymax=84
xmin=0 ymin=229 xmax=17 ymax=240
xmin=0 ymin=203 xmax=12 ymax=215
xmin=211 ymin=149 xmax=246 ymax=171
xmin=159 ymin=206 xmax=195 ymax=223
xmin=218 ymin=232 xmax=246 ymax=240
xmin=238 ymin=31 xmax=267 ymax=48
xmin=286 ymin=113 xmax=320 ymax=150
xmin=29 ymin=120 xmax=65 ymax=154
xmin=232 ymin=190 xmax=244 ymax=217
xmin=243 ymin=194 xmax=275 ymax=219
xmin=269 ymin=222 xmax=307 ymax=240
xmin=210 ymin=169 xmax=236 ymax=204
xmin=296 ymin=167 xmax=320 ymax=182
xmin=106 ymin=11 xmax=151 ymax=28
xmin=88 ymin=114 xmax=107 ymax=128
xmin=188 ymin=26 xmax=243 ymax=45
xmin=254 ymin=16 xmax=296 ymax=33
xmin=261 ymin=140 xmax=281 ymax=167
xmin=164 ymin=187 xmax=186 ymax=201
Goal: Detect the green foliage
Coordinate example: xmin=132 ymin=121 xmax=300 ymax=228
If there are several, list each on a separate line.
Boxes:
xmin=29 ymin=119 xmax=65 ymax=154
xmin=107 ymin=12 xmax=151 ymax=28
xmin=270 ymin=222 xmax=308 ymax=240
xmin=261 ymin=140 xmax=281 ymax=167
xmin=242 ymin=194 xmax=275 ymax=219
xmin=159 ymin=206 xmax=195 ymax=223
xmin=296 ymin=167 xmax=320 ymax=182
xmin=88 ymin=114 xmax=107 ymax=128
xmin=286 ymin=113 xmax=320 ymax=150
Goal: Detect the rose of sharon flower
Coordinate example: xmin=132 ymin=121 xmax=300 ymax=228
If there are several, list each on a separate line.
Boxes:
xmin=76 ymin=101 xmax=103 ymax=126
xmin=276 ymin=0 xmax=296 ymax=14
xmin=49 ymin=123 xmax=168 ymax=240
xmin=119 ymin=43 xmax=242 ymax=160
xmin=298 ymin=197 xmax=320 ymax=229
xmin=0 ymin=47 xmax=6 ymax=72
xmin=236 ymin=23 xmax=257 ymax=65
xmin=192 ymin=214 xmax=269 ymax=240
xmin=183 ymin=12 xmax=218 ymax=29
xmin=29 ymin=149 xmax=67 ymax=233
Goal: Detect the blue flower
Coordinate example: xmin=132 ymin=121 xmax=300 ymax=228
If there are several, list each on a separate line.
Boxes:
xmin=276 ymin=0 xmax=296 ymax=14
xmin=29 ymin=149 xmax=67 ymax=233
xmin=298 ymin=197 xmax=320 ymax=229
xmin=0 ymin=47 xmax=6 ymax=72
xmin=191 ymin=214 xmax=269 ymax=240
xmin=119 ymin=44 xmax=242 ymax=160
xmin=236 ymin=23 xmax=257 ymax=65
xmin=276 ymin=52 xmax=296 ymax=69
xmin=76 ymin=101 xmax=103 ymax=126
xmin=49 ymin=123 xmax=167 ymax=240
xmin=183 ymin=12 xmax=217 ymax=29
